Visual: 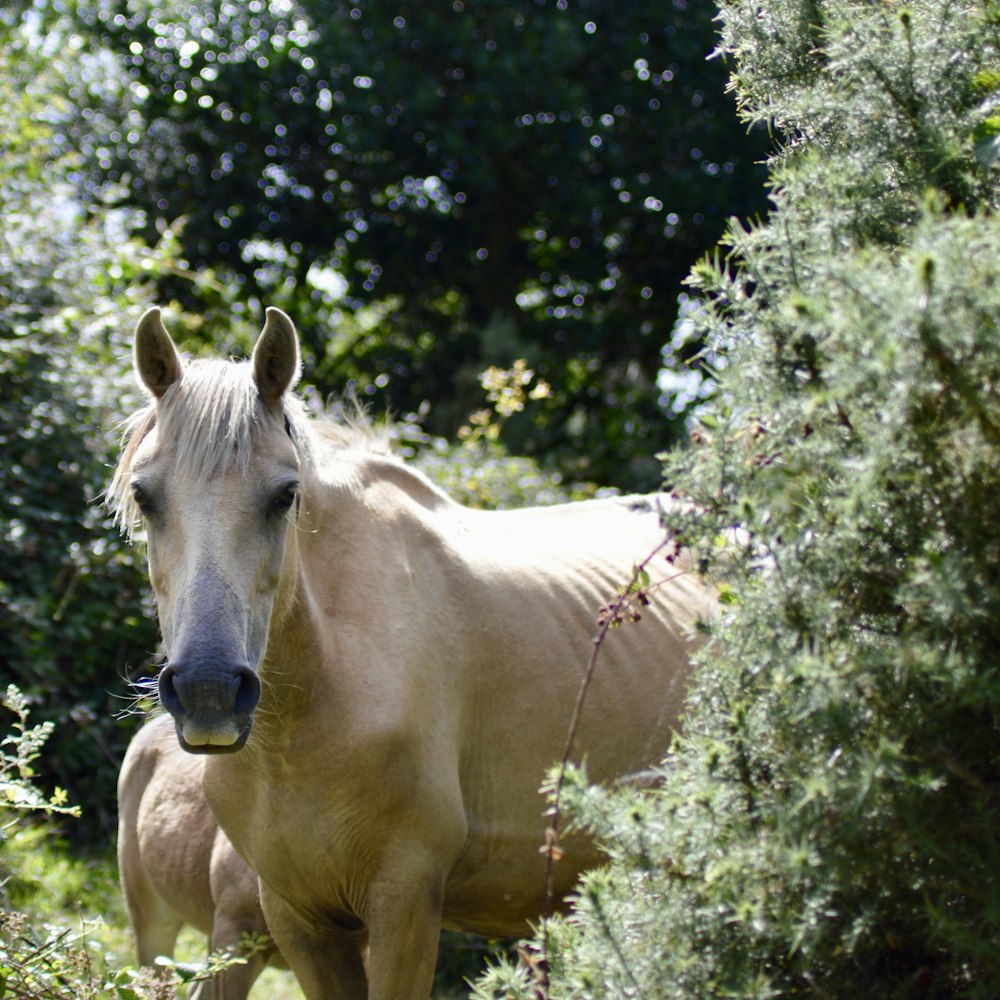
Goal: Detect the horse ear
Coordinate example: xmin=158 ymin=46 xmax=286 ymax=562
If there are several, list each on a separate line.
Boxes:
xmin=252 ymin=307 xmax=301 ymax=405
xmin=134 ymin=307 xmax=183 ymax=399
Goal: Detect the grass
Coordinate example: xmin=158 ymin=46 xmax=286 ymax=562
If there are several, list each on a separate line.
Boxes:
xmin=1 ymin=822 xmax=495 ymax=999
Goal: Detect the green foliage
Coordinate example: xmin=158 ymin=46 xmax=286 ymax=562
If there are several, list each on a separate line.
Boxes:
xmin=1 ymin=688 xmax=139 ymax=999
xmin=407 ymin=359 xmax=610 ymax=509
xmin=0 ymin=12 xmax=162 ymax=844
xmin=475 ymin=1 xmax=1000 ymax=997
xmin=413 ymin=436 xmax=580 ymax=511
xmin=1 ymin=687 xmax=80 ymax=829
xmin=67 ymin=0 xmax=770 ymax=489
xmin=0 ymin=687 xmax=281 ymax=999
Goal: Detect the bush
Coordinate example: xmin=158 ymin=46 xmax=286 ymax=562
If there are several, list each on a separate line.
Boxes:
xmin=0 ymin=10 xmax=163 ymax=844
xmin=0 ymin=685 xmax=142 ymax=999
xmin=1 ymin=685 xmax=281 ymax=999
xmin=404 ymin=360 xmax=612 ymax=509
xmin=474 ymin=2 xmax=1000 ymax=997
xmin=69 ymin=0 xmax=770 ymax=489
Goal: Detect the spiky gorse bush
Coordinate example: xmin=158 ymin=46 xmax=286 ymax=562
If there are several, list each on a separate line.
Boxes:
xmin=474 ymin=2 xmax=1000 ymax=998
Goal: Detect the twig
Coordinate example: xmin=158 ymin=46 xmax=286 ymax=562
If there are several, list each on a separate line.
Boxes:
xmin=538 ymin=534 xmax=684 ymax=993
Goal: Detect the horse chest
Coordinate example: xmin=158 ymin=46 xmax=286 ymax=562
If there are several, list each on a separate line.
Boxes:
xmin=203 ymin=758 xmax=380 ymax=912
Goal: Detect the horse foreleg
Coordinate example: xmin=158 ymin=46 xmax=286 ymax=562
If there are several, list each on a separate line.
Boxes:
xmin=191 ymin=840 xmax=274 ymax=1000
xmin=184 ymin=916 xmax=272 ymax=1000
xmin=119 ymin=768 xmax=184 ymax=970
xmin=120 ymin=866 xmax=184 ymax=970
xmin=362 ymin=868 xmax=446 ymax=1000
xmin=259 ymin=883 xmax=368 ymax=1000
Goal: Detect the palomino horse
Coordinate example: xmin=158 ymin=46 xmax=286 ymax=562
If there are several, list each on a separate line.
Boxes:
xmin=108 ymin=306 xmax=713 ymax=1000
xmin=118 ymin=712 xmax=281 ymax=999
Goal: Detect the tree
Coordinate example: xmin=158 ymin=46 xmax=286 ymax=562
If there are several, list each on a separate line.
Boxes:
xmin=0 ymin=8 xmax=162 ymax=841
xmin=69 ymin=0 xmax=769 ymax=488
xmin=474 ymin=1 xmax=1000 ymax=996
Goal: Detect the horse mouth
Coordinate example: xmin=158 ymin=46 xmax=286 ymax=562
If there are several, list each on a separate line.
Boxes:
xmin=173 ymin=715 xmax=253 ymax=755
xmin=158 ymin=661 xmax=261 ymax=754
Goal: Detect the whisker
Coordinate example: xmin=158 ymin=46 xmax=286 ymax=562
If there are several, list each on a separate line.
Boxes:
xmin=113 ymin=664 xmax=164 ymax=721
xmin=244 ymin=665 xmax=306 ymax=755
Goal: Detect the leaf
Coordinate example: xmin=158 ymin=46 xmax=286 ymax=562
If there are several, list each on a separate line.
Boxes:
xmin=153 ymin=956 xmax=205 ymax=981
xmin=973 ymin=115 xmax=1000 ymax=169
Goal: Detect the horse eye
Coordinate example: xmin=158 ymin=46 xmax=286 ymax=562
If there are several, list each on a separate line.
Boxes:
xmin=270 ymin=483 xmax=299 ymax=517
xmin=131 ymin=484 xmax=154 ymax=515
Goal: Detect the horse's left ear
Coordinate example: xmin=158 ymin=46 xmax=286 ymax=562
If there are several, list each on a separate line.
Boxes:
xmin=252 ymin=307 xmax=301 ymax=406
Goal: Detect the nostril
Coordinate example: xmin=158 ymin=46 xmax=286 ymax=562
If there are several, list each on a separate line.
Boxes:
xmin=233 ymin=667 xmax=261 ymax=717
xmin=156 ymin=661 xmax=259 ymax=724
xmin=158 ymin=665 xmax=183 ymax=717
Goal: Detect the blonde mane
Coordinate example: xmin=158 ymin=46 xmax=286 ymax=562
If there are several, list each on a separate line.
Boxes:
xmin=107 ymin=356 xmax=389 ymax=538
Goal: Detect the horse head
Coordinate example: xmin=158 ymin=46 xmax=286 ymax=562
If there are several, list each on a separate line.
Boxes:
xmin=123 ymin=307 xmax=303 ymax=753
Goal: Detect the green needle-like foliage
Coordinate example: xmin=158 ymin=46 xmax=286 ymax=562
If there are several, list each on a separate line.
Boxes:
xmin=475 ymin=2 xmax=1000 ymax=997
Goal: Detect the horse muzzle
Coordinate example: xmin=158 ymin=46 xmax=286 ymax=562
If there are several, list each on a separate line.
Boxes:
xmin=158 ymin=661 xmax=261 ymax=754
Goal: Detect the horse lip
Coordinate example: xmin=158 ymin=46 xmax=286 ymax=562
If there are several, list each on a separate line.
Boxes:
xmin=173 ymin=715 xmax=253 ymax=755
xmin=157 ymin=660 xmax=261 ymax=754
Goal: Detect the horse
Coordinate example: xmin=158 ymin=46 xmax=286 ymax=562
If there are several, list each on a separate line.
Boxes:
xmin=107 ymin=306 xmax=714 ymax=1000
xmin=117 ymin=712 xmax=282 ymax=999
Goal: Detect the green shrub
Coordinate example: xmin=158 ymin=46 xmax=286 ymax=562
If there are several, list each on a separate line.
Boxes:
xmin=1 ymin=686 xmax=285 ymax=999
xmin=404 ymin=360 xmax=611 ymax=509
xmin=1 ymin=686 xmax=141 ymax=999
xmin=0 ymin=10 xmax=162 ymax=844
xmin=475 ymin=2 xmax=1000 ymax=997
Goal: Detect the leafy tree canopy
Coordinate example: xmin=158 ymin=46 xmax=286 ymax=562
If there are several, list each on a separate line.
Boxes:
xmin=67 ymin=0 xmax=769 ymax=488
xmin=0 ymin=8 xmax=162 ymax=839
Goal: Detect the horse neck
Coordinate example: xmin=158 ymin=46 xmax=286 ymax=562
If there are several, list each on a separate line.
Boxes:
xmin=253 ymin=510 xmax=321 ymax=737
xmin=254 ymin=452 xmax=456 ymax=739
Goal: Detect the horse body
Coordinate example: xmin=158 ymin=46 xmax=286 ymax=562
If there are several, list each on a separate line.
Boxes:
xmin=117 ymin=713 xmax=279 ymax=999
xmin=110 ymin=308 xmax=712 ymax=999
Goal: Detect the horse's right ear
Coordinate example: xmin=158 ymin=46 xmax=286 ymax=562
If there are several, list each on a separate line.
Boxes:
xmin=134 ymin=307 xmax=183 ymax=399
